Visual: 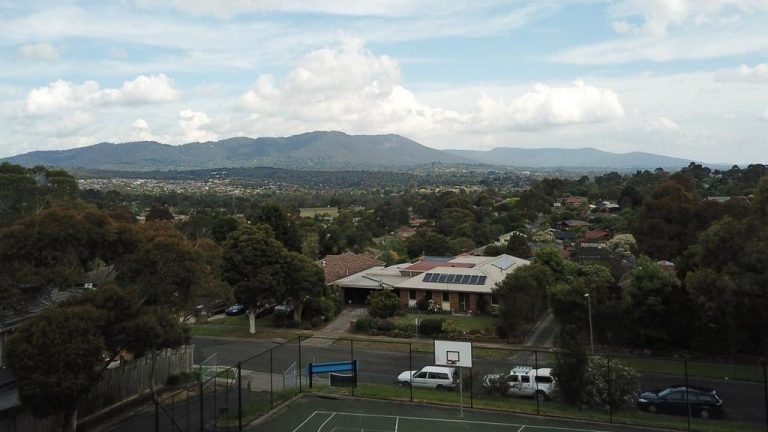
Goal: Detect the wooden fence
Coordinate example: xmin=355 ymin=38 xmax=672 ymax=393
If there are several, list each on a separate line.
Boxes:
xmin=0 ymin=345 xmax=195 ymax=432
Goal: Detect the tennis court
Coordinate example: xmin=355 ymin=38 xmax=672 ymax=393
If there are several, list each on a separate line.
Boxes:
xmin=254 ymin=395 xmax=652 ymax=432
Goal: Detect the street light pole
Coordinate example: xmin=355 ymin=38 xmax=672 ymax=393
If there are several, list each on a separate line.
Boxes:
xmin=584 ymin=293 xmax=594 ymax=354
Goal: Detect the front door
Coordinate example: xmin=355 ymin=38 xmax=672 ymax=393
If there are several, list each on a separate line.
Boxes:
xmin=459 ymin=293 xmax=469 ymax=312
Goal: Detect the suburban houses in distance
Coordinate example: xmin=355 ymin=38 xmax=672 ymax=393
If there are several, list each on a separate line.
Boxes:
xmin=328 ymin=254 xmax=529 ymax=313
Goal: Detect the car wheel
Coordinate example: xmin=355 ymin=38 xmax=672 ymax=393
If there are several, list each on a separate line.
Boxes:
xmin=401 ymin=381 xmax=411 ymax=387
xmin=648 ymin=405 xmax=658 ymax=414
xmin=436 ymin=384 xmax=449 ymax=391
xmin=535 ymin=391 xmax=547 ymax=402
xmin=699 ymin=409 xmax=710 ymax=420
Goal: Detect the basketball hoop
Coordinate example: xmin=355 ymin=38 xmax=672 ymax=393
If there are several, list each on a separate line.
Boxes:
xmin=446 ymin=350 xmax=460 ymax=365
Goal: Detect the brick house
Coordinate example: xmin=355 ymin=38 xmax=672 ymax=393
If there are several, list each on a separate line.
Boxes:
xmin=334 ymin=254 xmax=529 ymax=313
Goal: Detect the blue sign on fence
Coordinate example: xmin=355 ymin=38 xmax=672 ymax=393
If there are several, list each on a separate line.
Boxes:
xmin=306 ymin=360 xmax=358 ymax=388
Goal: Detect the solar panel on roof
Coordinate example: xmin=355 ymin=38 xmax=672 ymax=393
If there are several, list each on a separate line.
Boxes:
xmin=460 ymin=274 xmax=472 ymax=284
xmin=468 ymin=275 xmax=479 ymax=284
xmin=492 ymin=255 xmax=515 ymax=270
xmin=423 ymin=273 xmax=434 ymax=282
xmin=437 ymin=274 xmax=448 ymax=283
xmin=444 ymin=274 xmax=454 ymax=283
xmin=477 ymin=276 xmax=487 ymax=285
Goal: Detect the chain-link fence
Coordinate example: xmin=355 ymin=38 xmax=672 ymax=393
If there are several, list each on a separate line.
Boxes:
xmin=133 ymin=336 xmax=768 ymax=432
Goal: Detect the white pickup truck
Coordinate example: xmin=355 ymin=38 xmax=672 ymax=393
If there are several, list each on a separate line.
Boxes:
xmin=482 ymin=366 xmax=555 ymax=402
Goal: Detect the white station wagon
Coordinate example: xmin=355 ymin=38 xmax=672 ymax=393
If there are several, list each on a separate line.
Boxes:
xmin=482 ymin=366 xmax=555 ymax=401
xmin=397 ymin=366 xmax=459 ymax=390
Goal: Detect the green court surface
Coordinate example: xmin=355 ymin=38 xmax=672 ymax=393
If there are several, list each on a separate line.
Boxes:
xmin=254 ymin=395 xmax=652 ymax=432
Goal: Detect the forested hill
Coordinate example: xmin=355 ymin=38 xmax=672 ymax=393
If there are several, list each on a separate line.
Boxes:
xmin=3 ymin=131 xmax=469 ymax=171
xmin=446 ymin=147 xmax=720 ymax=170
xmin=4 ymin=131 xmax=728 ymax=171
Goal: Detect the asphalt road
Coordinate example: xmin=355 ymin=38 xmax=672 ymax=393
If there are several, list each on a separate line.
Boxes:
xmin=192 ymin=335 xmax=768 ymax=427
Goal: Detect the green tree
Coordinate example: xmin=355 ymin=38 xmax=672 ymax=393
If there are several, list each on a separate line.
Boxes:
xmin=624 ymin=256 xmax=690 ymax=348
xmin=494 ymin=263 xmax=552 ymax=338
xmin=366 ymin=289 xmax=400 ymax=319
xmin=6 ymin=306 xmax=106 ymax=431
xmin=552 ymin=325 xmax=588 ymax=406
xmin=505 ymin=233 xmax=531 ymax=258
xmin=222 ymin=225 xmax=287 ymax=333
xmin=249 ymin=203 xmax=302 ymax=252
xmin=283 ymin=251 xmax=326 ymax=321
xmin=145 ymin=204 xmax=174 ymax=221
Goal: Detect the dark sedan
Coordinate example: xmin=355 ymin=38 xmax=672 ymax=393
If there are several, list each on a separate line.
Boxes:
xmin=637 ymin=385 xmax=723 ymax=419
xmin=225 ymin=304 xmax=247 ymax=316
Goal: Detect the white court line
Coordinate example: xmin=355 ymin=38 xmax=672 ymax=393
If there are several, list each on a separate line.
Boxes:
xmin=317 ymin=412 xmax=337 ymax=432
xmin=313 ymin=411 xmax=612 ymax=432
xmin=517 ymin=426 xmax=526 ymax=432
xmin=394 ymin=416 xmax=399 ymax=432
xmin=293 ymin=411 xmax=319 ymax=432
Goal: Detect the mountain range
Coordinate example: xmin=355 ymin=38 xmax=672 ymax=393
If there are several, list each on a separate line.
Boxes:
xmin=2 ymin=131 xmax=712 ymax=171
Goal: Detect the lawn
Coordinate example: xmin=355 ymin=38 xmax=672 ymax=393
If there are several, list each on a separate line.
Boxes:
xmin=189 ymin=313 xmax=301 ymax=340
xmin=299 ymin=207 xmax=339 ymax=218
xmin=391 ymin=313 xmax=498 ymax=333
xmin=619 ymin=356 xmax=763 ymax=383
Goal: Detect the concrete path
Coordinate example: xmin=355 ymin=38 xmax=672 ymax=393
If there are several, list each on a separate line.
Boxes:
xmin=523 ymin=311 xmax=558 ymax=348
xmin=303 ymin=306 xmax=367 ymax=347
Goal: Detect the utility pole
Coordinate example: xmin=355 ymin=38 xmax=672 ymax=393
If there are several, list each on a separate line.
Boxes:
xmin=584 ymin=293 xmax=594 ymax=354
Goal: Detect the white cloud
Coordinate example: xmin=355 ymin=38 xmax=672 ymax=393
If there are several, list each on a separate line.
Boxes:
xmin=471 ymin=80 xmax=625 ymax=131
xmin=18 ymin=43 xmax=60 ymax=61
xmin=24 ymin=74 xmax=180 ymax=116
xmin=761 ymin=108 xmax=768 ymax=121
xmin=646 ymin=116 xmax=680 ymax=131
xmin=715 ymin=63 xmax=768 ymax=82
xmin=36 ymin=111 xmax=94 ymax=137
xmin=239 ymin=39 xmax=623 ymax=137
xmin=552 ymin=31 xmax=768 ymax=64
xmin=610 ymin=0 xmax=768 ymax=37
xmin=179 ymin=109 xmax=219 ymax=142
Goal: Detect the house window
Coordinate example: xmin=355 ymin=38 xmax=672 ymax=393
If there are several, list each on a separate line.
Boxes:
xmin=425 ymin=291 xmax=432 ymax=300
xmin=491 ymin=294 xmax=499 ymax=305
xmin=442 ymin=291 xmax=449 ymax=302
xmin=409 ymin=290 xmax=416 ymax=300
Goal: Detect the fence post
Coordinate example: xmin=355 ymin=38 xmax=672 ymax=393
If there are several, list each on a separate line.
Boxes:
xmin=270 ymin=349 xmax=274 ymax=409
xmin=469 ymin=366 xmax=473 ymax=409
xmin=535 ymin=350 xmax=540 ymax=415
xmin=607 ymin=355 xmax=612 ymax=424
xmin=199 ymin=378 xmax=204 ymax=432
xmin=351 ymin=339 xmax=355 ymax=397
xmin=409 ymin=342 xmax=413 ymax=402
xmin=238 ymin=362 xmax=242 ymax=432
xmin=762 ymin=358 xmax=767 ymax=432
xmin=298 ymin=336 xmax=302 ymax=393
xmin=154 ymin=395 xmax=159 ymax=432
xmin=684 ymin=357 xmax=691 ymax=432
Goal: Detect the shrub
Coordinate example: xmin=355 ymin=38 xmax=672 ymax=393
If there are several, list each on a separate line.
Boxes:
xmin=418 ymin=318 xmax=445 ymax=336
xmin=582 ymin=357 xmax=640 ymax=409
xmin=440 ymin=319 xmax=459 ymax=337
xmin=366 ymin=290 xmax=401 ymax=319
xmin=355 ymin=317 xmax=372 ymax=332
xmin=372 ymin=318 xmax=396 ymax=332
xmin=415 ymin=297 xmax=430 ymax=312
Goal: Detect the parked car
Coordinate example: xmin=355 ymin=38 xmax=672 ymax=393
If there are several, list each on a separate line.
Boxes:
xmin=637 ymin=385 xmax=724 ymax=419
xmin=253 ymin=302 xmax=277 ymax=318
xmin=194 ymin=300 xmax=227 ymax=318
xmin=482 ymin=366 xmax=555 ymax=401
xmin=397 ymin=366 xmax=458 ymax=390
xmin=274 ymin=303 xmax=294 ymax=315
xmin=225 ymin=304 xmax=247 ymax=316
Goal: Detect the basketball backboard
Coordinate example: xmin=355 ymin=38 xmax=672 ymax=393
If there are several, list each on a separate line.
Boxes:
xmin=434 ymin=340 xmax=472 ymax=368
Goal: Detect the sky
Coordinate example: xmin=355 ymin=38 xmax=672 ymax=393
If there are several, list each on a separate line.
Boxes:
xmin=1 ymin=0 xmax=768 ymax=164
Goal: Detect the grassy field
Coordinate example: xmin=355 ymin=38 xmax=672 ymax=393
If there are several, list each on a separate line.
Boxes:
xmin=299 ymin=207 xmax=339 ymax=218
xmin=189 ymin=313 xmax=301 ymax=340
xmin=391 ymin=313 xmax=498 ymax=333
xmin=619 ymin=356 xmax=763 ymax=383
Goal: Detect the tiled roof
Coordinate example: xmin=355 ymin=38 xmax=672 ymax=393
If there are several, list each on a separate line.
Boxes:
xmin=317 ymin=253 xmax=384 ymax=283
